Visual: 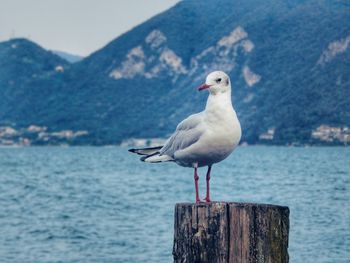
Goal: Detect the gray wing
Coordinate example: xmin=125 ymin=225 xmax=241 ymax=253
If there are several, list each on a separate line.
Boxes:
xmin=160 ymin=112 xmax=204 ymax=158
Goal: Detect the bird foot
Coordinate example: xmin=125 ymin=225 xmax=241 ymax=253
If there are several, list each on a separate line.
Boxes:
xmin=204 ymin=197 xmax=211 ymax=203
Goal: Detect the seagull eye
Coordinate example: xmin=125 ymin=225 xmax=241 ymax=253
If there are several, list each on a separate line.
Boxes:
xmin=216 ymin=78 xmax=221 ymax=83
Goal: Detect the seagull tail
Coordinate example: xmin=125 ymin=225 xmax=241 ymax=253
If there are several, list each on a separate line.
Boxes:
xmin=128 ymin=146 xmax=163 ymax=156
xmin=140 ymin=153 xmax=173 ymax=163
xmin=129 ymin=146 xmax=173 ymax=163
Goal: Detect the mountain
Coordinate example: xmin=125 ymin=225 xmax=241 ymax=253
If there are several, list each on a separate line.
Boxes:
xmin=0 ymin=0 xmax=349 ymax=146
xmin=0 ymin=38 xmax=69 ymax=85
xmin=52 ymin=50 xmax=84 ymax=63
xmin=0 ymin=38 xmax=69 ymax=125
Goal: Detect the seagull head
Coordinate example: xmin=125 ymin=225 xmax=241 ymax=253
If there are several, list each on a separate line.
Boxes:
xmin=198 ymin=71 xmax=231 ymax=95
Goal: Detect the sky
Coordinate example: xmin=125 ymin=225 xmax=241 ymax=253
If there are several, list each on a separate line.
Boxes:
xmin=0 ymin=0 xmax=180 ymax=56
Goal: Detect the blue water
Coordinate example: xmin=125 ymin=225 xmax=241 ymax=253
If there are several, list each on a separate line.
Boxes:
xmin=0 ymin=146 xmax=349 ymax=263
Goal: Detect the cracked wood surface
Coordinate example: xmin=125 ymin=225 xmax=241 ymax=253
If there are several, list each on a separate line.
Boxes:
xmin=173 ymin=202 xmax=289 ymax=263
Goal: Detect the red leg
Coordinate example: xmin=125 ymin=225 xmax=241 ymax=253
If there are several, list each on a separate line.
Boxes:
xmin=194 ymin=164 xmax=200 ymax=203
xmin=205 ymin=166 xmax=212 ymax=202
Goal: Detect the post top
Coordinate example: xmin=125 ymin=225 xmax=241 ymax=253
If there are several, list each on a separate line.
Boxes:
xmin=175 ymin=201 xmax=289 ymax=211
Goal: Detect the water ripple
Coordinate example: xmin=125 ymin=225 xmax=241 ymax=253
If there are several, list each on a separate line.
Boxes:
xmin=0 ymin=146 xmax=349 ymax=262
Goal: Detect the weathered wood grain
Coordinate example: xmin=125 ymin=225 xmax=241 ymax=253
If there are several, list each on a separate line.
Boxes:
xmin=173 ymin=202 xmax=289 ymax=263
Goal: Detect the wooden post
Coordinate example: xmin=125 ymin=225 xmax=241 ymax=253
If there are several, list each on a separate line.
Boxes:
xmin=173 ymin=202 xmax=289 ymax=263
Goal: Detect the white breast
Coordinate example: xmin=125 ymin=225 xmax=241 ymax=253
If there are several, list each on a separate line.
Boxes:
xmin=199 ymin=106 xmax=241 ymax=166
xmin=174 ymin=92 xmax=241 ymax=167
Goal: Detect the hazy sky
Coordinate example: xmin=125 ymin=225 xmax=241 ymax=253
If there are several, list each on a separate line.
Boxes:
xmin=0 ymin=0 xmax=180 ymax=56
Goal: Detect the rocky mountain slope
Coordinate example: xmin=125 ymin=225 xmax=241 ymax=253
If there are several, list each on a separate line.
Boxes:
xmin=0 ymin=0 xmax=349 ymax=145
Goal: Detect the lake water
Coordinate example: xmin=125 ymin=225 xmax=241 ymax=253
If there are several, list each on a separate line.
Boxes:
xmin=0 ymin=146 xmax=349 ymax=262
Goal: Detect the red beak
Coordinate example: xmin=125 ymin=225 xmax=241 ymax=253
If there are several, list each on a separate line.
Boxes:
xmin=198 ymin=83 xmax=211 ymax=91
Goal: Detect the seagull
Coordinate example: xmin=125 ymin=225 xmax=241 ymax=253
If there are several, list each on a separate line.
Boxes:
xmin=129 ymin=71 xmax=241 ymax=203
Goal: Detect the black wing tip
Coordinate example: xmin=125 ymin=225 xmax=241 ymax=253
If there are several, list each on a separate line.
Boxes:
xmin=140 ymin=152 xmax=161 ymax=162
xmin=128 ymin=148 xmax=151 ymax=156
xmin=128 ymin=146 xmax=163 ymax=155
